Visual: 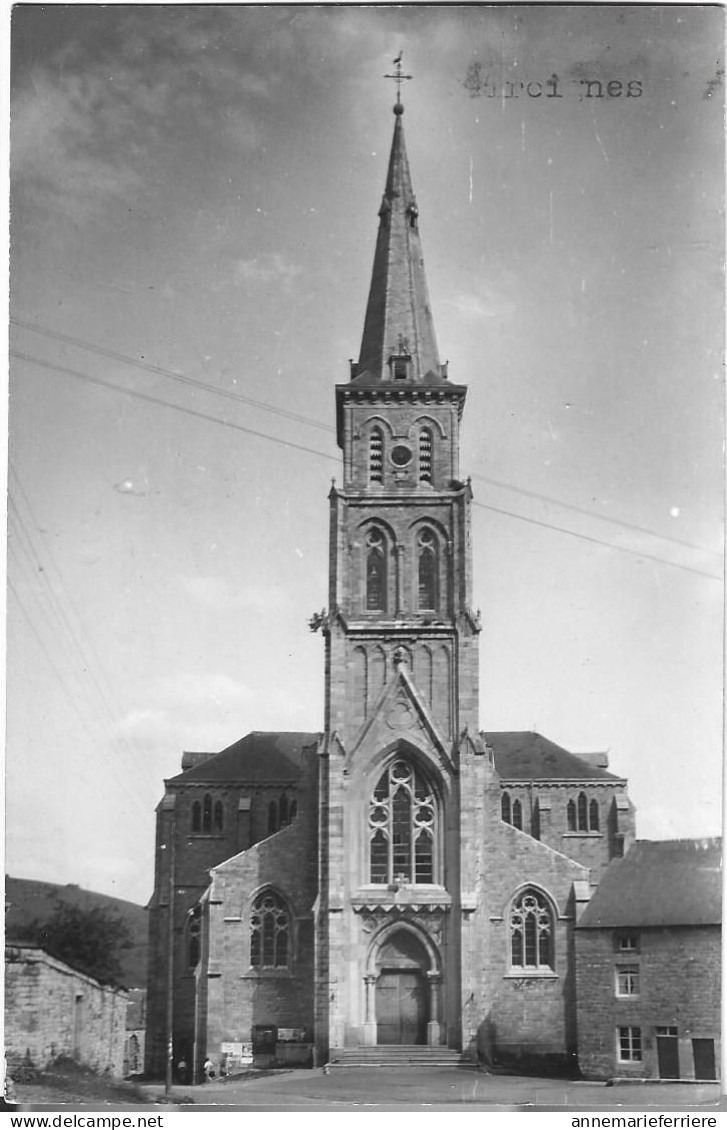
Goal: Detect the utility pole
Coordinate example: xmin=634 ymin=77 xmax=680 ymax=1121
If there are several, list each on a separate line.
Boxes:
xmin=164 ymin=811 xmax=176 ymax=1097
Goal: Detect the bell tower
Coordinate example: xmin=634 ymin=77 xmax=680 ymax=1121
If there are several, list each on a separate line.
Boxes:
xmin=315 ymin=78 xmax=488 ymax=1060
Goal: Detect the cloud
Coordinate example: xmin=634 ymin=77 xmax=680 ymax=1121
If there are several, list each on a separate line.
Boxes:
xmin=442 ymin=289 xmax=516 ymax=322
xmin=232 ymin=253 xmax=303 ymax=291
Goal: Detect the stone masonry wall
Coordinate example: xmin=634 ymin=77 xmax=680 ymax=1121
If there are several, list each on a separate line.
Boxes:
xmin=575 ymin=925 xmax=721 ymax=1080
xmin=6 ymin=946 xmax=128 ymax=1075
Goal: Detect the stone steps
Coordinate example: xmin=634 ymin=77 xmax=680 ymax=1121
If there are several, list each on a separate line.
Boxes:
xmin=326 ymin=1046 xmax=473 ymax=1069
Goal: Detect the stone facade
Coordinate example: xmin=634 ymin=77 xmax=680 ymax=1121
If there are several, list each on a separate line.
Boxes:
xmin=144 ymin=97 xmax=716 ymax=1083
xmin=5 ymin=944 xmax=128 ymax=1076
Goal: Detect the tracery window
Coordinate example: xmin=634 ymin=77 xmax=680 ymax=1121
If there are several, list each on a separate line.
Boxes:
xmin=369 ymin=759 xmax=437 ymax=885
xmin=509 ymin=889 xmax=554 ymax=971
xmin=250 ymin=889 xmax=290 ymax=969
xmin=569 ymin=793 xmax=600 ymax=832
xmin=366 ymin=527 xmax=387 ymax=612
xmin=419 ymin=428 xmax=432 ymax=483
xmin=417 ymin=527 xmax=438 ymax=610
xmin=370 ymin=427 xmax=383 ymax=483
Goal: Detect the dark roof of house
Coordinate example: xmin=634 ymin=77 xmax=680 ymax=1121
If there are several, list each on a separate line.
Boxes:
xmin=485 ymin=731 xmax=622 ymax=781
xmin=167 ymin=731 xmax=322 ymax=785
xmin=577 ymin=838 xmax=722 ymax=928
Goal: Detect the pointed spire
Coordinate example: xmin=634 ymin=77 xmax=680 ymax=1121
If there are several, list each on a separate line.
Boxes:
xmin=352 ymin=100 xmax=445 ymax=385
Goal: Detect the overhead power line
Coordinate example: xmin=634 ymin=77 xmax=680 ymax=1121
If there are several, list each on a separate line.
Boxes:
xmin=12 ymin=317 xmax=718 ymax=559
xmin=10 ymin=349 xmax=722 ymax=582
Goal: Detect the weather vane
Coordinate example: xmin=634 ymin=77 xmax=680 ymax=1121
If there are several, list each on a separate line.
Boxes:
xmin=384 ymin=51 xmax=413 ymax=105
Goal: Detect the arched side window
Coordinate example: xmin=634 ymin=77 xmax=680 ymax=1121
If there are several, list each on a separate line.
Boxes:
xmin=187 ymin=911 xmax=201 ymax=968
xmin=509 ymin=888 xmax=554 ymax=971
xmin=369 ymin=759 xmax=438 ymax=885
xmin=370 ymin=427 xmax=383 ymax=484
xmin=250 ymin=890 xmax=290 ymax=969
xmin=577 ymin=792 xmax=588 ymax=832
xmin=417 ymin=527 xmax=438 ymax=610
xmin=202 ymin=794 xmax=212 ymax=834
xmin=566 ymin=799 xmax=576 ymax=831
xmin=279 ymin=793 xmax=289 ymax=827
xmin=501 ymin=792 xmax=512 ymax=824
xmin=268 ymin=800 xmax=278 ymax=835
xmin=289 ymin=798 xmax=298 ymax=822
xmin=127 ymin=1034 xmax=141 ymax=1074
xmin=419 ymin=428 xmax=432 ymax=483
xmin=213 ymin=800 xmax=224 ymax=832
xmin=589 ymin=798 xmax=600 ymax=831
xmin=366 ymin=527 xmax=387 ymax=612
xmin=512 ymin=798 xmax=523 ymax=831
xmin=191 ymin=801 xmax=201 ymax=833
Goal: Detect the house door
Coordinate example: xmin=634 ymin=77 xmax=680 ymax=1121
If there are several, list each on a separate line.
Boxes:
xmin=692 ymin=1039 xmax=716 ymax=1080
xmin=656 ymin=1028 xmax=680 ymax=1079
xmin=375 ymin=970 xmax=427 ymax=1045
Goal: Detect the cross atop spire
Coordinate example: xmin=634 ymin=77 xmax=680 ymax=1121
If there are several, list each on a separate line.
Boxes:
xmin=384 ymin=51 xmax=412 ymax=109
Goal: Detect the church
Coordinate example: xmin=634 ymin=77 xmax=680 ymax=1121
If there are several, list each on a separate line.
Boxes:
xmin=145 ymin=88 xmax=642 ymax=1078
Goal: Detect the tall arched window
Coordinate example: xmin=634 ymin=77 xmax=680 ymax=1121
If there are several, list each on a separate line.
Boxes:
xmin=250 ymin=889 xmax=290 ymax=969
xmin=202 ymin=794 xmax=212 ymax=834
xmin=509 ymin=889 xmax=554 ymax=971
xmin=369 ymin=759 xmax=438 ymax=885
xmin=512 ymin=798 xmax=523 ymax=831
xmin=567 ymin=799 xmax=577 ymax=831
xmin=213 ymin=800 xmax=224 ymax=832
xmin=279 ymin=793 xmax=289 ymax=827
xmin=187 ymin=911 xmax=201 ymax=968
xmin=589 ymin=798 xmax=600 ymax=831
xmin=501 ymin=792 xmax=512 ymax=824
xmin=289 ymin=798 xmax=297 ymax=822
xmin=419 ymin=428 xmax=432 ymax=482
xmin=577 ymin=792 xmax=588 ymax=832
xmin=366 ymin=527 xmax=387 ymax=612
xmin=370 ymin=427 xmax=383 ymax=483
xmin=191 ymin=801 xmax=201 ymax=833
xmin=417 ymin=527 xmax=438 ymax=610
xmin=268 ymin=800 xmax=278 ymax=835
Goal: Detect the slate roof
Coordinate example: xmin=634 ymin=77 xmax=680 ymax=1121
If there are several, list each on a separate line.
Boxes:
xmin=167 ymin=731 xmax=322 ymax=785
xmin=577 ymin=838 xmax=722 ymax=928
xmin=485 ymin=731 xmax=622 ymax=781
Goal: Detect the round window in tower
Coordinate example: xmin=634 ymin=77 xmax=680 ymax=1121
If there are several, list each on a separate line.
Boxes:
xmin=390 ymin=444 xmax=413 ymax=468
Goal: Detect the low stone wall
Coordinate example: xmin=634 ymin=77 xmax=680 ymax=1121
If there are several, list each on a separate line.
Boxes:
xmin=5 ymin=944 xmax=128 ymax=1076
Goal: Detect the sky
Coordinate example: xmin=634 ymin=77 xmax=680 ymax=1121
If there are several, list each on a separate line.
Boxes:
xmin=6 ymin=4 xmax=724 ymax=907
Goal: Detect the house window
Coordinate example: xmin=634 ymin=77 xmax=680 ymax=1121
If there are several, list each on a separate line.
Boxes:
xmin=615 ymin=933 xmax=639 ymax=954
xmin=512 ymin=798 xmax=523 ymax=831
xmin=501 ymin=793 xmax=511 ymax=824
xmin=370 ymin=427 xmax=383 ymax=483
xmin=419 ymin=428 xmax=432 ymax=482
xmin=616 ymin=966 xmax=640 ymax=997
xmin=417 ymin=527 xmax=438 ymax=610
xmin=366 ymin=527 xmax=387 ymax=612
xmin=369 ymin=759 xmax=438 ymax=885
xmin=509 ymin=889 xmax=554 ymax=971
xmin=618 ymin=1026 xmax=642 ymax=1062
xmin=250 ymin=890 xmax=290 ymax=969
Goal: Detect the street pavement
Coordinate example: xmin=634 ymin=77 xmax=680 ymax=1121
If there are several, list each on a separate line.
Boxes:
xmin=143 ymin=1067 xmax=726 ymax=1112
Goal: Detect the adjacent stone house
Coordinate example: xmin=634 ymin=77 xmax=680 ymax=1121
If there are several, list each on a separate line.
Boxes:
xmin=5 ymin=943 xmax=128 ymax=1075
xmin=575 ymin=839 xmax=721 ymax=1081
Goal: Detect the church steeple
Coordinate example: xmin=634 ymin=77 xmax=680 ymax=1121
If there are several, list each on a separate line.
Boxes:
xmin=352 ymin=100 xmax=445 ymax=386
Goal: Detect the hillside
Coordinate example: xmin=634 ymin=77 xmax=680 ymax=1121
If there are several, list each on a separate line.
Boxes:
xmin=5 ymin=876 xmax=148 ymax=989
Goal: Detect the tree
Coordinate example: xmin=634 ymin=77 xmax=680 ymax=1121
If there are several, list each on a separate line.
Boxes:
xmin=27 ymin=900 xmax=133 ymax=986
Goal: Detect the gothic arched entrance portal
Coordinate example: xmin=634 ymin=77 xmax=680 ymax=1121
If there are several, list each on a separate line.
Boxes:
xmin=374 ymin=929 xmax=431 ymax=1046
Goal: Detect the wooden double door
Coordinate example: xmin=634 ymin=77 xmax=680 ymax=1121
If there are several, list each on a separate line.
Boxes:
xmin=375 ymin=969 xmax=427 ymax=1045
